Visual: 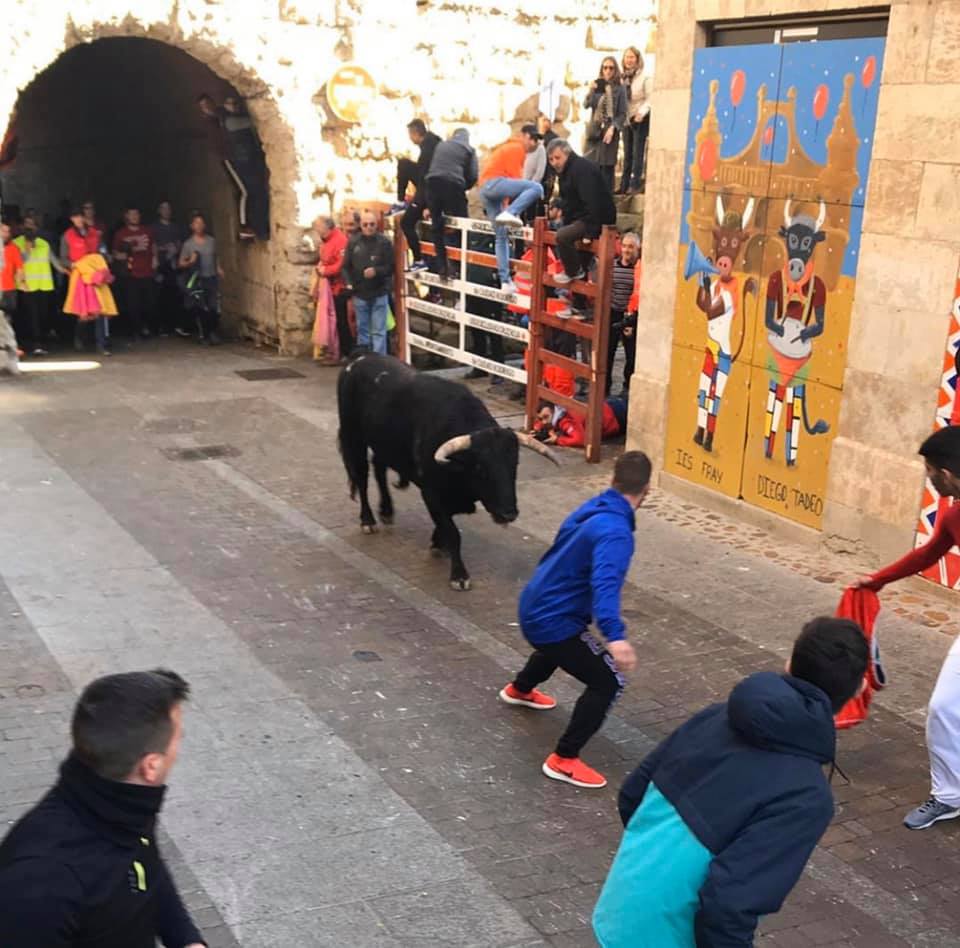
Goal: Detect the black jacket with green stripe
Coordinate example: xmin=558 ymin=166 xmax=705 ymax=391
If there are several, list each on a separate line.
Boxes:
xmin=0 ymin=754 xmax=204 ymax=947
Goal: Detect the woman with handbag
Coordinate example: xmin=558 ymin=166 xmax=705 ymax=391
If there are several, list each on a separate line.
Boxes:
xmin=583 ymin=57 xmax=627 ymax=192
xmin=619 ymin=47 xmax=651 ymax=195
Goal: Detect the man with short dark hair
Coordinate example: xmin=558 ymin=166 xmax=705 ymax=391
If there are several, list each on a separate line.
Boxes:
xmin=423 ymin=128 xmax=478 ymax=277
xmin=388 ymin=119 xmax=441 ymax=273
xmin=500 ymin=451 xmax=651 ymax=789
xmin=857 ymin=425 xmax=960 ymax=830
xmin=546 ymin=138 xmax=617 ymax=283
xmin=113 ymin=206 xmax=158 ymax=339
xmin=0 ymin=668 xmax=206 ymax=947
xmin=593 ymin=617 xmax=868 ymax=947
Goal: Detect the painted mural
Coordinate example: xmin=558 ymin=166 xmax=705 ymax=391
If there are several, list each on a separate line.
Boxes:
xmin=665 ymin=38 xmax=885 ymax=528
xmin=914 ymin=270 xmax=960 ymax=589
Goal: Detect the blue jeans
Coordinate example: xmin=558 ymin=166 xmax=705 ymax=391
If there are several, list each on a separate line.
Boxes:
xmin=480 ymin=178 xmax=543 ymax=283
xmin=354 ymin=295 xmax=388 ymax=355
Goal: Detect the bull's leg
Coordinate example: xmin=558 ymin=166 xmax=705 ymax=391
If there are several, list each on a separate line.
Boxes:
xmin=429 ymin=526 xmax=447 ymax=557
xmin=424 ymin=497 xmax=470 ymax=590
xmin=344 ymin=439 xmax=377 ymax=533
xmin=374 ymin=460 xmax=394 ymax=524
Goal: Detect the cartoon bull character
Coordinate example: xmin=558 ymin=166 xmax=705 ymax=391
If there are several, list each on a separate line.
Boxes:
xmin=763 ymin=199 xmax=830 ymax=466
xmin=693 ymin=194 xmax=757 ymax=453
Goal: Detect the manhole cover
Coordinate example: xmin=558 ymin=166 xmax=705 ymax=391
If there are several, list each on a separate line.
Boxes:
xmin=161 ymin=444 xmax=241 ymax=462
xmin=235 ymin=368 xmax=306 ymax=381
xmin=143 ymin=418 xmax=200 ymax=434
xmin=353 ymin=650 xmax=382 ymax=663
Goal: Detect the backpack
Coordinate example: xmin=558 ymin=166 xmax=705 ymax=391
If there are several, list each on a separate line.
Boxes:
xmin=834 ymin=587 xmax=887 ymax=730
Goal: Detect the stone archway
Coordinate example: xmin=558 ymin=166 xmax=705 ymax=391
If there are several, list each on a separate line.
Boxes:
xmin=0 ymin=13 xmax=311 ymax=352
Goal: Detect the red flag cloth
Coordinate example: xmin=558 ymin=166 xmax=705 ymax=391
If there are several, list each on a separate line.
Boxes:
xmin=834 ymin=587 xmax=886 ymax=730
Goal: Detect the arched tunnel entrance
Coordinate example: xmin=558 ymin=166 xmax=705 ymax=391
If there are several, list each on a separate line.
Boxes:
xmin=0 ymin=36 xmax=281 ymax=346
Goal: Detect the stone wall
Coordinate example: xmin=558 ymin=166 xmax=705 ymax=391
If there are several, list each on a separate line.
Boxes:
xmin=628 ymin=0 xmax=960 ymax=563
xmin=3 ymin=0 xmax=657 ymax=353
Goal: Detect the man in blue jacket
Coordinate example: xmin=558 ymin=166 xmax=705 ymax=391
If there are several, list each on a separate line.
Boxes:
xmin=593 ymin=616 xmax=869 ymax=947
xmin=499 ymin=450 xmax=651 ymax=789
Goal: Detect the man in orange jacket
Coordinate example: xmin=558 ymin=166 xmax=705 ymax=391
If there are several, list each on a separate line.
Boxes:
xmin=478 ymin=135 xmax=543 ymax=294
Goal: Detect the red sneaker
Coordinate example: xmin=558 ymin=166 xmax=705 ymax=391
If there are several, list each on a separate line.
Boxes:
xmin=542 ymin=753 xmax=607 ymax=789
xmin=498 ymin=683 xmax=557 ymax=710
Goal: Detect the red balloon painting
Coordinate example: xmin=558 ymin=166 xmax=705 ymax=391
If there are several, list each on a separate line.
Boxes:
xmin=698 ymin=139 xmax=718 ymax=182
xmin=730 ymin=70 xmax=746 ymax=108
xmin=862 ymin=55 xmax=877 ymax=89
xmin=762 ymin=124 xmax=774 ymax=146
xmin=813 ymin=84 xmax=830 ymax=121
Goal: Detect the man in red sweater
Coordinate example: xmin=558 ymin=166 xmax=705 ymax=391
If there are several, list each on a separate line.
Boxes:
xmin=312 ymin=216 xmax=352 ymax=360
xmin=857 ymin=426 xmax=960 ymax=830
xmin=112 ymin=207 xmax=157 ymax=339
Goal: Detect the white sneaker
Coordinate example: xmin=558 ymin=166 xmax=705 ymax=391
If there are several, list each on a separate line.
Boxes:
xmin=553 ymin=269 xmax=585 ymax=285
xmin=495 ymin=211 xmax=524 ymax=227
xmin=500 ymin=281 xmax=517 ymax=296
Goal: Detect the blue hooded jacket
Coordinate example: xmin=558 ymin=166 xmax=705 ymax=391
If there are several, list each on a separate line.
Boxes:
xmin=593 ymin=672 xmax=836 ymax=947
xmin=519 ymin=488 xmax=635 ymax=645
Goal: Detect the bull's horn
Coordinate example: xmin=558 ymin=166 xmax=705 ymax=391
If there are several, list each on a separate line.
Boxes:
xmin=715 ymin=193 xmax=725 ymax=226
xmin=783 ymin=198 xmax=793 ymax=229
xmin=742 ymin=197 xmax=755 ymax=230
xmin=815 ymin=200 xmax=827 ymax=233
xmin=434 ymin=434 xmax=473 ymax=464
xmin=516 ymin=431 xmax=561 ymax=466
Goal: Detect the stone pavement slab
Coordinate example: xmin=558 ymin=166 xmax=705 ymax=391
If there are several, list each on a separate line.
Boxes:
xmin=2 ymin=341 xmax=960 ymax=946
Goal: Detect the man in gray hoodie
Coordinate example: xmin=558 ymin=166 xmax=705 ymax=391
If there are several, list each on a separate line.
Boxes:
xmin=423 ymin=128 xmax=478 ymax=277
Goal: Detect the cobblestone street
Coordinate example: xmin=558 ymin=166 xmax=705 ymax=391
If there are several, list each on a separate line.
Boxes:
xmin=3 ymin=342 xmax=960 ymax=947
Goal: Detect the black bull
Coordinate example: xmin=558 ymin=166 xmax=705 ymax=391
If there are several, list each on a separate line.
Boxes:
xmin=337 ymin=353 xmax=559 ymax=590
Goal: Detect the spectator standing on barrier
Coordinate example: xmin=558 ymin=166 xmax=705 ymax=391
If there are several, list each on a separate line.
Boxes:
xmin=606 ymin=231 xmax=641 ymax=396
xmin=584 ymin=57 xmax=628 ymax=193
xmin=547 ymin=139 xmax=617 ymax=289
xmin=0 ymin=668 xmax=207 ymax=948
xmin=500 ymin=451 xmax=650 ymax=789
xmin=423 ymin=128 xmax=478 ymax=278
xmin=312 ymin=215 xmax=352 ymax=361
xmin=388 ymin=119 xmax=441 ymax=274
xmin=222 ymin=94 xmax=270 ymax=240
xmin=112 ymin=206 xmax=158 ymax=340
xmin=520 ymin=124 xmax=548 ymax=223
xmin=346 ymin=211 xmax=393 ymax=355
xmin=619 ymin=47 xmax=651 ymax=196
xmin=478 ymin=133 xmax=544 ymax=295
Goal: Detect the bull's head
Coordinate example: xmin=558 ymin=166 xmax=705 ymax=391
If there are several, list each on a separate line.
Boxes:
xmin=434 ymin=428 xmax=559 ymax=524
xmin=711 ymin=194 xmax=754 ymax=279
xmin=780 ymin=199 xmax=827 ymax=283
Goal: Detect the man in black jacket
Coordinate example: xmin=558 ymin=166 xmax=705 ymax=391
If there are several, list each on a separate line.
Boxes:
xmin=546 ymin=138 xmax=617 ymax=283
xmin=423 ymin=128 xmax=479 ymax=277
xmin=388 ymin=119 xmax=441 ymax=272
xmin=346 ymin=211 xmax=395 ymax=355
xmin=0 ymin=668 xmax=205 ymax=948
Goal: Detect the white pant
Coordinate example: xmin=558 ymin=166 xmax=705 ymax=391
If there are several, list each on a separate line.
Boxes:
xmin=928 ymin=636 xmax=960 ymax=807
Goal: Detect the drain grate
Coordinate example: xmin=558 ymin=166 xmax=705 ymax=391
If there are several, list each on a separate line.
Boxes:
xmin=352 ymin=650 xmax=382 ymax=663
xmin=235 ymin=368 xmax=306 ymax=381
xmin=161 ymin=444 xmax=241 ymax=462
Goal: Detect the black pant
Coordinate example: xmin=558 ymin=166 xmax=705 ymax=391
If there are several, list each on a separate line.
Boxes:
xmin=334 ymin=292 xmax=353 ymax=358
xmin=427 ymin=177 xmax=467 ymax=275
xmin=17 ymin=291 xmax=52 ymax=350
xmin=125 ymin=276 xmax=154 ymax=336
xmin=397 ymin=157 xmax=419 ymax=203
xmin=186 ymin=276 xmax=220 ymax=338
xmin=233 ymin=158 xmax=270 ymax=239
xmin=156 ymin=276 xmax=185 ymax=334
xmin=514 ymin=630 xmax=625 ymax=758
xmin=555 ymin=220 xmax=591 ymax=279
xmin=401 ymin=201 xmax=426 ymax=261
xmin=606 ymin=310 xmax=637 ymax=395
xmin=620 ymin=118 xmax=649 ymax=192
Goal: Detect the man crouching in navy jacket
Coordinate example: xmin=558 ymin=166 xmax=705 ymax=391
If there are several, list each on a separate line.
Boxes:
xmin=0 ymin=669 xmax=206 ymax=948
xmin=593 ymin=617 xmax=869 ymax=947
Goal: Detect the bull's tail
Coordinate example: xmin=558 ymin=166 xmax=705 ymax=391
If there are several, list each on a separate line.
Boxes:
xmin=731 ymin=277 xmax=758 ymax=364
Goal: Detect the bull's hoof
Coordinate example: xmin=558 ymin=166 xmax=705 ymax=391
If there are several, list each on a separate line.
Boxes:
xmin=380 ymin=512 xmax=394 ymax=526
xmin=429 ymin=544 xmax=447 ymax=559
xmin=361 ymin=523 xmax=378 ymax=535
xmin=450 ymin=577 xmax=472 ymax=591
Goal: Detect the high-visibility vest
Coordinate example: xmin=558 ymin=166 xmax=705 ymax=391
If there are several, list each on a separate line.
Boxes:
xmin=14 ymin=236 xmax=54 ymax=292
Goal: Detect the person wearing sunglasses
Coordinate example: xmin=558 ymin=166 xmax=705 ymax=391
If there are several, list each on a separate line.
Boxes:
xmin=584 ymin=57 xmax=628 ymax=193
